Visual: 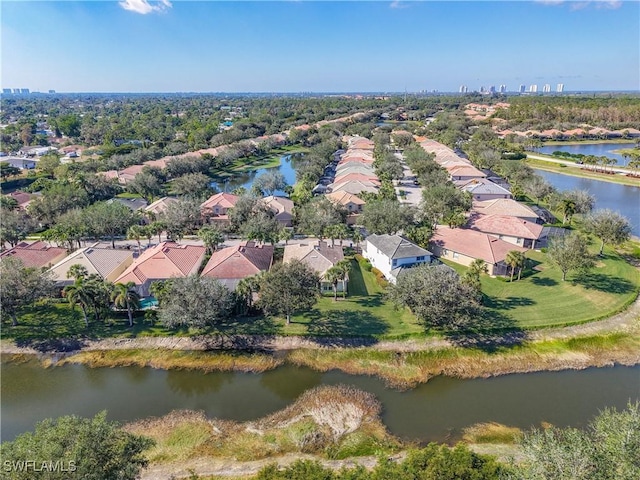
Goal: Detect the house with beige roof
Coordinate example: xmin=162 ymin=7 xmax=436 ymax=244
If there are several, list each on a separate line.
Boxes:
xmin=115 ymin=242 xmax=207 ymax=296
xmin=283 ymin=241 xmax=347 ymax=293
xmin=457 ymin=178 xmax=512 ymax=201
xmin=472 ymin=198 xmax=541 ymax=224
xmin=446 ymin=164 xmax=487 ymax=182
xmin=429 ymin=227 xmax=527 ymax=276
xmin=4 ymin=191 xmax=33 ymax=210
xmin=48 ymin=244 xmax=133 ymax=286
xmin=145 ymin=197 xmax=178 ymax=217
xmin=200 ymin=192 xmax=239 ymax=223
xmin=260 ymin=196 xmax=294 ymax=227
xmin=1 ymin=241 xmax=68 ymax=270
xmin=467 ymin=214 xmax=545 ymax=249
xmin=201 ymin=242 xmax=273 ymax=291
xmin=329 ymin=180 xmax=379 ymax=195
xmin=326 ymin=191 xmax=365 ymax=225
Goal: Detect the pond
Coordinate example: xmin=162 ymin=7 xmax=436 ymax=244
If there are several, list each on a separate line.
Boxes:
xmin=533 ymin=169 xmax=640 ymax=236
xmin=211 ymin=153 xmax=300 ymax=196
xmin=2 ymin=359 xmax=638 ymax=444
xmin=538 ymin=142 xmax=637 ymax=166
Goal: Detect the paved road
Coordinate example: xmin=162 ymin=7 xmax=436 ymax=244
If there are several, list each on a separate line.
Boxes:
xmin=527 ymin=153 xmax=635 ymax=175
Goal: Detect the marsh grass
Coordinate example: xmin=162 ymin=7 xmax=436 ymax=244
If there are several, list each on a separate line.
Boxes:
xmin=124 ymin=385 xmax=400 ymax=464
xmin=462 ymin=422 xmax=523 ymax=445
xmin=58 ymin=349 xmax=283 ymax=373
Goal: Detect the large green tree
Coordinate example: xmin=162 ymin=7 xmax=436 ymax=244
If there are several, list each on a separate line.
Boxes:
xmin=0 ymin=257 xmax=54 ymax=326
xmin=258 ymin=259 xmax=320 ymax=324
xmin=85 ymin=201 xmax=138 ymax=248
xmin=158 ymin=276 xmax=235 ymax=329
xmin=387 ymin=264 xmax=482 ymax=331
xmin=0 ymin=411 xmax=154 ymax=480
xmin=584 ymin=209 xmax=632 ymax=255
xmin=547 ymin=233 xmax=594 ymax=281
xmin=361 ymin=198 xmax=416 ymax=235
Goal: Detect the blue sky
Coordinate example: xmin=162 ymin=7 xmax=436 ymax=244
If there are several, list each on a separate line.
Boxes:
xmin=1 ymin=1 xmax=638 ymax=93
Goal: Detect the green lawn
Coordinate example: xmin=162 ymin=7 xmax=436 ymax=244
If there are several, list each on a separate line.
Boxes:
xmin=285 ymin=259 xmax=424 ymax=339
xmin=444 ymin=246 xmax=639 ymax=328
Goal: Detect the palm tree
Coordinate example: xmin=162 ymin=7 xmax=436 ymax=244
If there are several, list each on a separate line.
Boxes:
xmin=66 ymin=264 xmax=88 ymax=281
xmin=198 ymin=225 xmax=224 ymax=254
xmin=127 ymin=225 xmax=145 ymax=255
xmin=516 ymin=252 xmax=527 ymax=281
xmin=111 ymin=281 xmax=141 ymax=327
xmin=561 ymin=198 xmax=576 ymax=225
xmin=505 ymin=250 xmax=521 ymax=282
xmin=352 ymin=229 xmax=364 ymax=250
xmin=63 ymin=278 xmax=93 ymax=327
xmin=335 ymin=259 xmax=351 ymax=299
xmin=325 ymin=266 xmax=342 ymax=301
xmin=279 ymin=228 xmax=293 ymax=245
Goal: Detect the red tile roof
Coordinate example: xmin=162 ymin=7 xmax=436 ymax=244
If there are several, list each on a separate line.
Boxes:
xmin=115 ymin=242 xmax=206 ymax=286
xmin=0 ymin=241 xmax=68 ymax=269
xmin=201 ymin=242 xmax=273 ymax=279
xmin=430 ymin=227 xmax=526 ymax=264
xmin=468 ymin=214 xmax=544 ymax=240
xmin=200 ymin=192 xmax=239 ymax=212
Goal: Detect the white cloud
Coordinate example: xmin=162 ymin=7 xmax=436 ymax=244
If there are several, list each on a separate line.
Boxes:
xmin=534 ymin=0 xmax=623 ymax=9
xmin=119 ymin=0 xmax=172 ymax=15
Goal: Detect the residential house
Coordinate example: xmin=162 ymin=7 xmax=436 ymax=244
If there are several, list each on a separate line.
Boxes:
xmin=467 ymin=214 xmax=545 ymax=249
xmin=201 ymin=241 xmax=274 ymax=291
xmin=329 ymin=180 xmax=379 ymax=195
xmin=1 ymin=241 xmax=68 ymax=269
xmin=108 ymin=196 xmax=148 ymax=212
xmin=48 ymin=244 xmax=133 ymax=286
xmin=446 ymin=164 xmax=487 ymax=182
xmin=333 ymin=173 xmax=380 ymax=185
xmin=144 ymin=197 xmax=178 ymax=217
xmin=260 ymin=196 xmax=294 ymax=227
xmin=457 ymin=178 xmax=512 ymax=201
xmin=472 ymin=198 xmax=541 ymax=224
xmin=283 ymin=242 xmax=347 ymax=293
xmin=363 ymin=234 xmax=432 ymax=284
xmin=429 ymin=227 xmax=527 ymax=276
xmin=116 ymin=164 xmax=145 ymax=184
xmin=200 ymin=192 xmax=239 ymax=223
xmin=3 ymin=157 xmax=37 ymax=169
xmin=326 ymin=191 xmax=365 ymax=225
xmin=114 ymin=242 xmax=207 ymax=296
xmin=4 ymin=190 xmax=33 ymax=210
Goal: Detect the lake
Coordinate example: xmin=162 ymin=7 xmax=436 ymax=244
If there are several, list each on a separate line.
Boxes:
xmin=538 ymin=142 xmax=637 ymax=167
xmin=211 ymin=153 xmax=299 ymax=195
xmin=2 ymin=359 xmax=638 ymax=444
xmin=534 ymin=169 xmax=640 ymax=237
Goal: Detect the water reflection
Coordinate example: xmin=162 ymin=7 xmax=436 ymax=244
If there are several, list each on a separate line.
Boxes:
xmin=259 ymin=365 xmax=323 ymax=401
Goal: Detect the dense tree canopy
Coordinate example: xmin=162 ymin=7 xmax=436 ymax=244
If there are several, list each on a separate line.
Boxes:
xmin=0 ymin=411 xmax=154 ymax=480
xmin=387 ymin=264 xmax=482 ymax=331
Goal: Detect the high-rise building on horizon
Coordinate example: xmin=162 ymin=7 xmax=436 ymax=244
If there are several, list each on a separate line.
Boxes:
xmin=459 ymin=85 xmax=468 ymax=93
xmin=556 ymin=83 xmax=564 ymax=93
xmin=489 ymin=85 xmax=496 ymax=93
xmin=529 ymin=84 xmax=538 ymax=93
xmin=48 ymin=90 xmax=56 ymax=94
xmin=542 ymin=84 xmax=551 ymax=93
xmin=20 ymin=88 xmax=30 ymax=94
xmin=499 ymin=85 xmax=507 ymax=93
xmin=2 ymin=89 xmax=11 ymax=95
xmin=519 ymin=84 xmax=526 ymax=93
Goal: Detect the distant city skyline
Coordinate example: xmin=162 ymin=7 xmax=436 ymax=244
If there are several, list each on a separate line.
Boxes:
xmin=1 ymin=1 xmax=638 ymax=93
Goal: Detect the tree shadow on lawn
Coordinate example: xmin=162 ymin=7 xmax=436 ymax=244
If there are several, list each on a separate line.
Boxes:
xmin=483 ymin=296 xmax=536 ymax=310
xmin=530 ymin=277 xmax=558 ymax=287
xmin=197 ymin=316 xmax=282 ymax=352
xmin=353 ymin=293 xmax=385 ymax=308
xmin=443 ymin=310 xmax=528 ymax=353
xmin=302 ymin=309 xmax=388 ymax=347
xmin=572 ymin=273 xmax=636 ymax=294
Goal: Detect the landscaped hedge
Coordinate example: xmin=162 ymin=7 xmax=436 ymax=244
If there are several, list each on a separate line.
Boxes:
xmin=354 ymin=254 xmax=372 ymax=271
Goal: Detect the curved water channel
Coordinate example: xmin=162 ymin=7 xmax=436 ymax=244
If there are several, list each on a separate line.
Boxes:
xmin=211 ymin=153 xmax=300 ymax=195
xmin=533 ymin=169 xmax=640 ymax=236
xmin=538 ymin=142 xmax=637 ymax=166
xmin=2 ymin=359 xmax=638 ymax=444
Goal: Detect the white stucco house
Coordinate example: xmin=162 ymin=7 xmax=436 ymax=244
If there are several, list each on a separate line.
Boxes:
xmin=363 ymin=234 xmax=432 ymax=284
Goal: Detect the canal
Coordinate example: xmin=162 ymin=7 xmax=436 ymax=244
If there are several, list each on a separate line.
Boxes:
xmin=2 ymin=359 xmax=638 ymax=444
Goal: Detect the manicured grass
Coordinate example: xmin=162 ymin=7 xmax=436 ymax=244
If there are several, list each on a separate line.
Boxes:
xmin=525 ymin=156 xmax=640 ymax=187
xmin=286 ymin=259 xmax=424 ymax=339
xmin=444 ymin=246 xmax=640 ymax=328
